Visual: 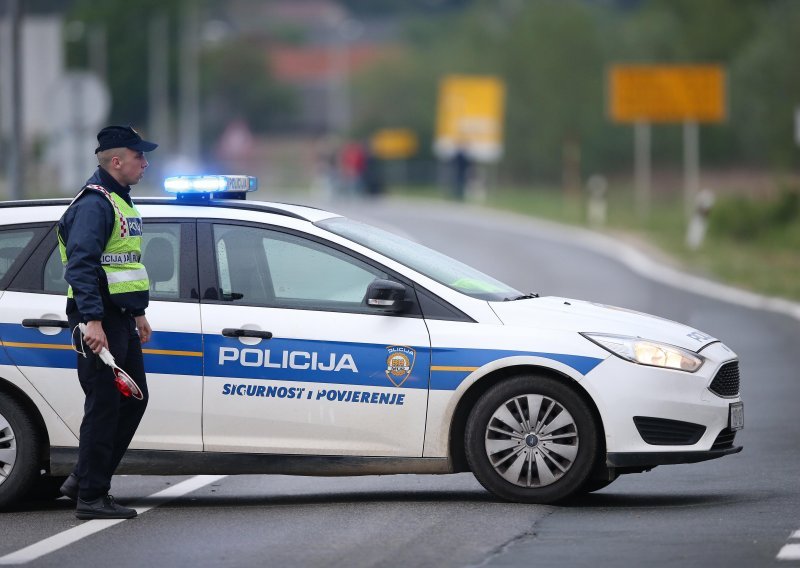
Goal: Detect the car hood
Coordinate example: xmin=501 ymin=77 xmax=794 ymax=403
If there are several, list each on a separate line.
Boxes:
xmin=490 ymin=296 xmax=717 ymax=352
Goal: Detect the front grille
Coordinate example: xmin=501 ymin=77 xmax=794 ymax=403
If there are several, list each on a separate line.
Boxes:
xmin=709 ymin=362 xmax=740 ymax=397
xmin=633 ymin=416 xmax=706 ymax=446
xmin=711 ymin=428 xmax=737 ymax=450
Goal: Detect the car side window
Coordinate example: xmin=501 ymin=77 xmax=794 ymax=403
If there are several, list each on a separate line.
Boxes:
xmin=43 ymin=222 xmax=184 ymax=301
xmin=212 ymin=224 xmax=388 ymax=311
xmin=141 ymin=224 xmax=181 ymax=300
xmin=0 ymin=229 xmax=38 ymax=282
xmin=43 ymin=245 xmax=67 ymax=294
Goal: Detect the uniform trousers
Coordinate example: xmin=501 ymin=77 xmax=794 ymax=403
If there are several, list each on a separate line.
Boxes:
xmin=67 ymin=305 xmax=148 ymax=501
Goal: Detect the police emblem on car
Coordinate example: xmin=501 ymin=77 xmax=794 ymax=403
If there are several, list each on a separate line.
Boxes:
xmin=385 ymin=345 xmax=415 ymax=387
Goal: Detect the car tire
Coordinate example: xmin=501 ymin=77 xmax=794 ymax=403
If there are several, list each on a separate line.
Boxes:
xmin=0 ymin=395 xmax=41 ymax=510
xmin=465 ymin=374 xmax=599 ymax=504
xmin=579 ymin=477 xmax=615 ymax=494
xmin=26 ymin=474 xmax=68 ymax=502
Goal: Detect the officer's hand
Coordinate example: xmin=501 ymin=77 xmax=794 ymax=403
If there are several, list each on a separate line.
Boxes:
xmin=84 ymin=320 xmax=109 ymax=354
xmin=135 ymin=315 xmax=152 ymax=344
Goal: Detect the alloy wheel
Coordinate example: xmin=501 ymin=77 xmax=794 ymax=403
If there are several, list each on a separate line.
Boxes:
xmin=0 ymin=411 xmax=17 ymax=487
xmin=484 ymin=394 xmax=579 ymax=488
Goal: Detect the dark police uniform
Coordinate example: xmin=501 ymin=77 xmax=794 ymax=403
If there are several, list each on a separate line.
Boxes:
xmin=58 ymin=126 xmax=157 ymax=519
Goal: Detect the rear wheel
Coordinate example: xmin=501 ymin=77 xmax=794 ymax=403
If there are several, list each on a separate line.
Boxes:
xmin=465 ymin=375 xmax=599 ymax=504
xmin=0 ymin=395 xmax=40 ymax=510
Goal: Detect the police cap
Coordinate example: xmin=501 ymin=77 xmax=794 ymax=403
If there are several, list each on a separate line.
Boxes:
xmin=95 ymin=125 xmax=158 ymax=154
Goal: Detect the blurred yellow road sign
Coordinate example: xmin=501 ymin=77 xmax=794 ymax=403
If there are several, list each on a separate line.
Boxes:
xmin=371 ymin=129 xmax=418 ymax=160
xmin=435 ymin=75 xmax=505 ymax=162
xmin=609 ymin=65 xmax=726 ymax=123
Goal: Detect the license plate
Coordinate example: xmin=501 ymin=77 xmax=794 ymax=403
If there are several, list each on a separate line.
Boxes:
xmin=729 ymin=402 xmax=744 ymax=431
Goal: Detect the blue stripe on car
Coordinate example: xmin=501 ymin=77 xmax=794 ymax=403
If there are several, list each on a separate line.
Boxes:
xmin=0 ymin=323 xmax=603 ymax=391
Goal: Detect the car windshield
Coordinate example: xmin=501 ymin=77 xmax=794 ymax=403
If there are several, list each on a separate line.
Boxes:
xmin=316 ymin=217 xmax=522 ymax=301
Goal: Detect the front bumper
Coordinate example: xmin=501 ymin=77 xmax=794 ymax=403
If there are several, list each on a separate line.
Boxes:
xmin=607 ymin=444 xmax=742 ymax=469
xmin=580 ymin=342 xmax=742 ymax=454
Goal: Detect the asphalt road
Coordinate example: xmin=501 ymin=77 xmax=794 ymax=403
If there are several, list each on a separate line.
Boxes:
xmin=2 ymin=197 xmax=798 ymax=567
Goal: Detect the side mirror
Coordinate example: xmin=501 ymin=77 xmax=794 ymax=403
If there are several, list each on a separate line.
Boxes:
xmin=365 ymin=279 xmax=407 ymax=313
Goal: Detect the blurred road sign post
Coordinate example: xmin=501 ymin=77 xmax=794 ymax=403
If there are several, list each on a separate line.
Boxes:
xmin=371 ymin=128 xmax=418 ymax=160
xmin=609 ymin=65 xmax=726 ymax=218
xmin=371 ymin=128 xmax=418 ymax=187
xmin=435 ymin=75 xmax=505 ymax=163
xmin=435 ymin=75 xmax=505 ymax=200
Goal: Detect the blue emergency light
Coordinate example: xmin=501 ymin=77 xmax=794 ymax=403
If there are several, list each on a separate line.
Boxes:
xmin=163 ymin=175 xmax=258 ymax=200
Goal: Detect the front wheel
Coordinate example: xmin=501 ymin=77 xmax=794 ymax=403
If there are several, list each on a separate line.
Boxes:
xmin=465 ymin=375 xmax=599 ymax=504
xmin=0 ymin=395 xmax=41 ymax=510
xmin=578 ymin=477 xmax=616 ymax=494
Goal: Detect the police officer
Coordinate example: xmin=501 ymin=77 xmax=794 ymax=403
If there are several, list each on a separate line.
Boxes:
xmin=57 ymin=125 xmax=156 ymax=520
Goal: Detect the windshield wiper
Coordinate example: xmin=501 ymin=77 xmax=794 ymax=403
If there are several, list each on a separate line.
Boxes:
xmin=505 ymin=293 xmax=540 ymax=301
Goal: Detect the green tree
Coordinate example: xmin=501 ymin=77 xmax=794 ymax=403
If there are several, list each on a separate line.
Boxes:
xmin=353 ymin=0 xmax=625 ymax=184
xmin=201 ymin=37 xmax=295 ymax=141
xmin=67 ymin=0 xmax=184 ymax=127
xmin=731 ymin=1 xmax=800 ymax=168
xmin=493 ymin=0 xmax=616 ymax=182
xmin=67 ymin=0 xmax=292 ymax=152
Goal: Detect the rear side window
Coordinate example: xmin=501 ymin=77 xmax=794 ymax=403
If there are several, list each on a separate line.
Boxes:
xmin=43 ymin=246 xmax=67 ymax=294
xmin=0 ymin=229 xmax=38 ymax=283
xmin=12 ymin=220 xmax=196 ymax=301
xmin=43 ymin=221 xmax=191 ymax=300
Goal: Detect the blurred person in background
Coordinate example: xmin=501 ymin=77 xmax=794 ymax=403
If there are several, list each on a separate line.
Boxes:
xmin=362 ymin=145 xmax=385 ymax=198
xmin=452 ymin=146 xmax=472 ymax=201
xmin=340 ymin=140 xmax=367 ymax=197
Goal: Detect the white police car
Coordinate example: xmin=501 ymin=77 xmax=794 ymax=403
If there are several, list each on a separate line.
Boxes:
xmin=0 ymin=176 xmax=742 ymax=508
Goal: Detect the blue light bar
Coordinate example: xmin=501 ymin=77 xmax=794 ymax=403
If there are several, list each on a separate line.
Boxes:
xmin=163 ymin=175 xmax=258 ymax=196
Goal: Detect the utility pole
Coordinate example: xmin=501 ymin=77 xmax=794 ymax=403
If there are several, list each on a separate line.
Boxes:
xmin=8 ymin=0 xmax=23 ymax=200
xmin=178 ymin=0 xmax=200 ymax=164
xmin=683 ymin=121 xmax=700 ymax=218
xmin=329 ymin=21 xmax=349 ymax=135
xmin=326 ymin=15 xmax=360 ymax=136
xmin=634 ymin=121 xmax=651 ymax=219
xmin=88 ymin=24 xmax=107 ymax=83
xmin=149 ymin=14 xmax=170 ymax=158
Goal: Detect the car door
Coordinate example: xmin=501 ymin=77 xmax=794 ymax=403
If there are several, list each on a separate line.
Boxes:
xmin=198 ymin=221 xmax=431 ymax=456
xmin=0 ymin=219 xmax=204 ymax=451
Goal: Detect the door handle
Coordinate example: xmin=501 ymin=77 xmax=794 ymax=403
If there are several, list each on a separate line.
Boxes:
xmin=222 ymin=328 xmax=273 ymax=339
xmin=22 ymin=319 xmax=69 ymax=329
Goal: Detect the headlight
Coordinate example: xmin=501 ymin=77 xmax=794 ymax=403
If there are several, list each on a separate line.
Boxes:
xmin=581 ymin=333 xmax=704 ymax=372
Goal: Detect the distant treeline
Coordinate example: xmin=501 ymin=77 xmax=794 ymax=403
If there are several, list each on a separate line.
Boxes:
xmin=353 ymin=0 xmax=800 ymax=182
xmin=64 ymin=0 xmax=800 ymax=184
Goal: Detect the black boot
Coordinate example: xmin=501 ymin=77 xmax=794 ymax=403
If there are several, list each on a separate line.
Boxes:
xmin=59 ymin=474 xmax=79 ymax=500
xmin=76 ymin=495 xmax=137 ymax=520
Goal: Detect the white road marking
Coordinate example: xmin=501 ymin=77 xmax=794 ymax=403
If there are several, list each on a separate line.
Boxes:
xmin=778 ymin=544 xmax=800 ymax=561
xmin=0 ymin=475 xmax=226 ymax=565
xmin=776 ymin=528 xmax=800 ymax=561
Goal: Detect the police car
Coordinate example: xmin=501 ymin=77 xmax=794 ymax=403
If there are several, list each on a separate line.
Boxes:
xmin=0 ymin=176 xmax=742 ymax=508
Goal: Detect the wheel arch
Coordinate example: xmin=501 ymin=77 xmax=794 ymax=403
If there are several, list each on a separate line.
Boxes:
xmin=0 ymin=376 xmax=51 ymax=471
xmin=447 ymin=364 xmax=606 ymax=473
